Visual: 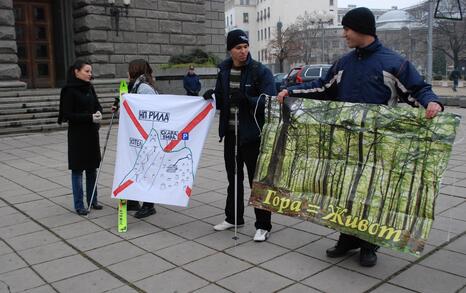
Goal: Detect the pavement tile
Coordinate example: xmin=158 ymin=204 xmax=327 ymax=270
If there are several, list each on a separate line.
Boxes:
xmin=370 ymin=283 xmax=418 ymax=293
xmin=0 ymin=253 xmax=27 ymax=274
xmin=91 ymin=213 xmax=139 ymax=229
xmin=5 ymin=230 xmax=60 ymax=251
xmin=277 ymin=283 xmax=321 ymax=293
xmin=217 ymin=267 xmax=294 ymax=293
xmin=32 ymin=254 xmax=98 ymax=283
xmin=3 ymin=193 xmax=43 ymax=204
xmin=108 ymin=253 xmax=175 ymax=282
xmin=191 ymin=191 xmax=226 ymax=203
xmin=21 ymin=285 xmax=57 ymax=293
xmin=179 ymin=204 xmax=224 ymax=219
xmin=445 ymin=235 xmax=466 ymax=254
xmin=52 ymin=269 xmax=124 ymax=293
xmin=192 ymin=284 xmax=232 ymax=293
xmin=0 ymin=240 xmax=13 ymax=256
xmin=338 ymin=251 xmax=411 ymax=279
xmin=142 ymin=209 xmax=194 ymax=229
xmin=156 ymin=241 xmax=216 ymax=266
xmin=225 ymin=240 xmax=288 ymax=264
xmin=20 ymin=241 xmax=77 ymax=265
xmin=109 ymin=221 xmax=161 ymax=240
xmin=419 ymin=249 xmax=466 ymax=277
xmin=260 ymin=252 xmax=331 ymax=281
xmin=434 ymin=194 xmax=464 ymax=214
xmin=35 ymin=213 xmax=84 ymax=228
xmin=292 ymin=220 xmax=335 ymax=235
xmin=26 ymin=205 xmax=70 ymax=220
xmin=86 ymin=241 xmax=146 ymax=266
xmin=302 ymin=266 xmax=380 ymax=293
xmin=135 ymin=267 xmax=209 ymax=293
xmin=296 ymin=237 xmax=346 ymax=263
xmin=0 ymin=221 xmax=43 ymax=239
xmin=195 ymin=229 xmax=250 ymax=251
xmin=432 ymin=215 xmax=466 ymax=234
xmin=267 ymin=227 xmax=321 ymax=250
xmin=0 ymin=213 xmax=35 ymax=230
xmin=440 ymin=202 xmax=466 ymax=221
xmin=390 ymin=264 xmax=465 ymax=293
xmin=129 ymin=230 xmax=185 ymax=252
xmin=105 ymin=285 xmax=139 ymax=293
xmin=51 ymin=221 xmax=101 ymax=239
xmin=0 ymin=267 xmax=45 ymax=292
xmin=440 ymin=185 xmax=466 ymax=198
xmin=183 ymin=252 xmax=252 ymax=282
xmin=68 ymin=230 xmax=122 ymax=251
xmin=167 ymin=219 xmax=216 ymax=240
xmin=427 ymin=228 xmax=457 ymax=246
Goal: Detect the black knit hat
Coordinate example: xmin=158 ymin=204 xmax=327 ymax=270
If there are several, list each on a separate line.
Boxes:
xmin=342 ymin=7 xmax=376 ymax=37
xmin=227 ymin=29 xmax=249 ymax=51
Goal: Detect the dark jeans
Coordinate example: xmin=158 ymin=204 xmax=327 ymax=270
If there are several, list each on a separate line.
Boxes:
xmin=224 ymin=132 xmax=272 ymax=231
xmin=71 ymin=169 xmax=97 ymax=211
xmin=339 ymin=233 xmax=378 ymax=250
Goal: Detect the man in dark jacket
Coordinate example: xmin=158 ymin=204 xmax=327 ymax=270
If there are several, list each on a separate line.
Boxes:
xmin=205 ymin=29 xmax=276 ymax=241
xmin=450 ymin=68 xmax=460 ymax=92
xmin=278 ymin=7 xmax=443 ymax=266
xmin=183 ymin=65 xmax=201 ymax=96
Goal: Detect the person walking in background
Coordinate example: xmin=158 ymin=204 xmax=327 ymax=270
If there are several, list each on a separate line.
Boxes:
xmin=450 ymin=68 xmax=460 ymax=92
xmin=204 ymin=29 xmax=276 ymax=241
xmin=58 ymin=60 xmax=103 ymax=216
xmin=183 ymin=65 xmax=201 ymax=96
xmin=277 ymin=7 xmax=442 ymax=266
xmin=112 ymin=59 xmax=159 ymax=219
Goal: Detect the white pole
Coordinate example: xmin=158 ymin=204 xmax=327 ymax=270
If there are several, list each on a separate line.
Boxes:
xmin=233 ymin=107 xmax=239 ymax=244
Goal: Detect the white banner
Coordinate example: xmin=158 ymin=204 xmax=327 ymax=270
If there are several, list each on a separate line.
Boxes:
xmin=112 ymin=94 xmax=216 ymax=207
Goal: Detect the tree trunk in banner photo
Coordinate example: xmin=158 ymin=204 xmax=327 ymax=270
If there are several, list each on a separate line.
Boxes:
xmin=250 ymin=98 xmax=461 ymax=256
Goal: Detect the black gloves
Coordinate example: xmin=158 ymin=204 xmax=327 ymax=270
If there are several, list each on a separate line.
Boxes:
xmin=229 ymin=88 xmax=246 ymax=107
xmin=203 ymin=89 xmax=215 ymax=100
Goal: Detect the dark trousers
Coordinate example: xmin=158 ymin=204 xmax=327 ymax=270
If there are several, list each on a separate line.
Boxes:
xmin=224 ymin=132 xmax=272 ymax=231
xmin=339 ymin=233 xmax=378 ymax=250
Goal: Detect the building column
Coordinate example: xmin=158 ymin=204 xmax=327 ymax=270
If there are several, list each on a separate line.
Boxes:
xmin=0 ymin=0 xmax=26 ymax=89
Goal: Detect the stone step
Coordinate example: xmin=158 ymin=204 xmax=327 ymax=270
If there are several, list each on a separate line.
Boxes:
xmin=0 ymin=100 xmax=115 ymax=115
xmin=0 ymin=114 xmax=117 ymax=128
xmin=0 ymin=92 xmax=117 ymax=104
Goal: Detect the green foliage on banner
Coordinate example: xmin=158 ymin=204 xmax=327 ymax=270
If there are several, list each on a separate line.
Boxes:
xmin=250 ymin=98 xmax=461 ymax=256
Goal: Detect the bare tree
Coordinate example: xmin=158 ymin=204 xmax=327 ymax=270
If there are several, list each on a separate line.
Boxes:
xmin=267 ymin=22 xmax=301 ymax=72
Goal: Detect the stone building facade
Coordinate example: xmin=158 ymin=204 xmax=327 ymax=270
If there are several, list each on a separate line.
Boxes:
xmin=0 ymin=0 xmax=225 ymax=89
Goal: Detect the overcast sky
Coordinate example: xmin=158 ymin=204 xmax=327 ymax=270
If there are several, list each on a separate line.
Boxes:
xmin=338 ymin=0 xmax=424 ymax=9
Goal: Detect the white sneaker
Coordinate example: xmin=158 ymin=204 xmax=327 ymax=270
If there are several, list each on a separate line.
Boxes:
xmin=253 ymin=229 xmax=270 ymax=242
xmin=213 ymin=221 xmax=243 ymax=231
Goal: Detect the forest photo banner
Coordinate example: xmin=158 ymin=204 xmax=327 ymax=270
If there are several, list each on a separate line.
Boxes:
xmin=250 ymin=98 xmax=461 ymax=255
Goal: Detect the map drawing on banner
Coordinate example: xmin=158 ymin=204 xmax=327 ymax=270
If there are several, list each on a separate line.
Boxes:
xmin=112 ymin=94 xmax=215 ymax=207
xmin=249 ymin=98 xmax=461 ymax=256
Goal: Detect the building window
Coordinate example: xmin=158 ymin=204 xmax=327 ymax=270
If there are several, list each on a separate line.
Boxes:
xmin=257 ymin=30 xmax=260 ymax=41
xmin=230 ymin=14 xmax=233 ymax=25
xmin=226 ymin=16 xmax=228 ymax=26
xmin=246 ymin=0 xmax=250 ymax=4
xmin=240 ymin=0 xmax=244 ymax=4
xmin=330 ymin=0 xmax=334 ymax=5
xmin=268 ymin=27 xmax=270 ymax=39
xmin=243 ymin=12 xmax=249 ymax=23
xmin=258 ymin=51 xmax=260 ymax=61
xmin=257 ymin=12 xmax=259 ymax=22
xmin=260 ymin=29 xmax=263 ymax=40
xmin=267 ymin=7 xmax=270 ymax=18
xmin=260 ymin=10 xmax=263 ymax=20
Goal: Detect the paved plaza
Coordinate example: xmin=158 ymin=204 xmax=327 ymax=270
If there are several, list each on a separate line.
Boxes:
xmin=0 ymin=106 xmax=465 ymax=293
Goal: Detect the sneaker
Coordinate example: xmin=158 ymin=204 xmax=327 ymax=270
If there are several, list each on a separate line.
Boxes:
xmin=253 ymin=229 xmax=270 ymax=242
xmin=213 ymin=221 xmax=243 ymax=231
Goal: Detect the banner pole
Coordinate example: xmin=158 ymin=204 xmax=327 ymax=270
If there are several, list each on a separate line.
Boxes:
xmin=233 ymin=107 xmax=239 ymax=244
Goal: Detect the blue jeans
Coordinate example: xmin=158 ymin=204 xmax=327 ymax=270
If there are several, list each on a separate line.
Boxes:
xmin=71 ymin=169 xmax=97 ymax=211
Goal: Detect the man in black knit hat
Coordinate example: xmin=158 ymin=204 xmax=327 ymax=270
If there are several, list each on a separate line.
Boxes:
xmin=278 ymin=7 xmax=442 ymax=266
xmin=204 ymin=29 xmax=276 ymax=241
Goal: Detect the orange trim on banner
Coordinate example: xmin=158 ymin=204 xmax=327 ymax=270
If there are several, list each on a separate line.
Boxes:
xmin=164 ymin=103 xmax=214 ymax=152
xmin=123 ymin=100 xmax=148 ymax=140
xmin=113 ymin=179 xmax=134 ymax=197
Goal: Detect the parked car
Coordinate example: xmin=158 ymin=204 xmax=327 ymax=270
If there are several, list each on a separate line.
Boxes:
xmin=273 ymin=72 xmax=286 ymax=92
xmin=283 ymin=66 xmax=303 ymax=88
xmin=283 ymin=64 xmax=332 ymax=88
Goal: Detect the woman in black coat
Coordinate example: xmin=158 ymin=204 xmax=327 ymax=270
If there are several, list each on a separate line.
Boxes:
xmin=58 ymin=60 xmax=103 ymax=215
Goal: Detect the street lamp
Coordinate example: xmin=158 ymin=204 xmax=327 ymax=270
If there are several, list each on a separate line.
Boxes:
xmin=309 ymin=10 xmax=333 ymax=63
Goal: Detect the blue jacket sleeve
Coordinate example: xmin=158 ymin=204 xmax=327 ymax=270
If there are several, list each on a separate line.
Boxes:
xmin=247 ymin=66 xmax=276 ymax=109
xmin=397 ymin=60 xmax=442 ymax=109
xmin=287 ymin=63 xmax=338 ymax=100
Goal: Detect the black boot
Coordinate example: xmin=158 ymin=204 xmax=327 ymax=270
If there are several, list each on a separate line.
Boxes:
xmin=90 ymin=203 xmax=103 ymax=210
xmin=134 ymin=203 xmax=156 ymax=219
xmin=127 ymin=200 xmax=140 ymax=211
xmin=359 ymin=242 xmax=378 ymax=267
xmin=326 ymin=233 xmax=360 ymax=258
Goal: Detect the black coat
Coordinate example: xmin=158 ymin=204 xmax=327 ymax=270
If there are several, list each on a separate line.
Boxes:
xmin=59 ymin=78 xmax=102 ymax=170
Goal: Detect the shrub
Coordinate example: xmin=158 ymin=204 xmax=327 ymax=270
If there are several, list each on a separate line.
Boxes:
xmin=168 ymin=49 xmax=221 ymax=67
